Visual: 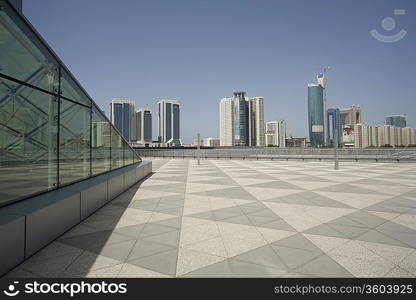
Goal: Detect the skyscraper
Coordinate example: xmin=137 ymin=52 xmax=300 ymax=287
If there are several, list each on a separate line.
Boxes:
xmin=248 ymin=96 xmax=265 ymax=146
xmin=386 ymin=114 xmax=406 ymax=128
xmin=308 ymin=84 xmax=325 ymax=147
xmin=136 ymin=108 xmax=152 ymax=145
xmin=265 ymin=120 xmax=286 ymax=147
xmin=327 ymin=108 xmax=342 ymax=146
xmin=158 ymin=99 xmax=182 ymax=146
xmin=317 ymin=72 xmax=328 ymax=145
xmin=219 ymin=92 xmax=264 ymax=146
xmin=109 ymin=99 xmax=136 ymax=143
xmin=220 ymin=97 xmax=235 ymax=146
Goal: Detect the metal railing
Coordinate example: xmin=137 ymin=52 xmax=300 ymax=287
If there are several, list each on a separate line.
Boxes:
xmin=135 ymin=147 xmax=416 ymax=162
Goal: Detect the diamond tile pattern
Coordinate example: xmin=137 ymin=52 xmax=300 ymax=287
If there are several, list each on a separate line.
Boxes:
xmin=5 ymin=159 xmax=416 ymax=278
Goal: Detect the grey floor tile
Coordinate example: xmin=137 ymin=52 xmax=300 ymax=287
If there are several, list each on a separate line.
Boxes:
xmin=303 ymin=224 xmax=348 ymax=239
xmin=59 ymin=231 xmax=134 ymax=251
xmin=356 ymin=230 xmax=409 ymax=248
xmin=345 ymin=211 xmax=388 ymax=228
xmin=247 ymin=215 xmax=280 ymax=226
xmin=259 ymin=219 xmax=297 ymax=232
xmin=141 ymin=230 xmax=181 ymax=247
xmin=294 ymin=255 xmax=354 ymax=277
xmin=128 ymin=249 xmax=178 ymax=276
xmin=181 ymin=260 xmax=234 ymax=278
xmin=127 ymin=240 xmax=175 ymax=261
xmin=114 ymin=224 xmax=147 ymax=238
xmin=271 ymin=245 xmax=321 ymax=269
xmin=232 ymin=245 xmax=288 ymax=271
xmin=228 ymin=259 xmax=288 ymax=277
xmin=221 ymin=214 xmax=253 ymax=226
xmin=151 ymin=217 xmax=182 ymax=229
xmin=271 ymin=234 xmax=323 ymax=253
xmin=139 ymin=224 xmax=178 ymax=238
xmin=90 ymin=240 xmax=136 ymax=262
xmin=327 ymin=224 xmax=370 ymax=239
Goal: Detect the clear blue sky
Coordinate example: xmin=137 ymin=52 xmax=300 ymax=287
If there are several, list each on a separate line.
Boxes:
xmin=23 ymin=0 xmax=415 ymax=144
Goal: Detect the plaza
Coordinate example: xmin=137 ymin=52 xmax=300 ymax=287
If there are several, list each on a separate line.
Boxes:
xmin=4 ymin=159 xmax=416 ymax=278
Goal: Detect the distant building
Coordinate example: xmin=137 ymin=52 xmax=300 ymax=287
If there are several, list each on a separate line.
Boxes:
xmin=354 ymin=123 xmax=416 ymax=148
xmin=386 ymin=114 xmax=406 ymax=128
xmin=203 ymin=137 xmax=220 ymax=147
xmin=265 ymin=120 xmax=286 ymax=147
xmin=109 ymin=99 xmax=136 ymax=142
xmin=136 ymin=108 xmax=152 ymax=145
xmin=248 ymin=97 xmax=265 ymax=146
xmin=158 ymin=99 xmax=182 ymax=146
xmin=219 ymin=92 xmax=265 ymax=146
xmin=327 ymin=108 xmax=342 ymax=146
xmin=340 ymin=105 xmax=361 ymax=127
xmin=308 ymin=83 xmax=325 ymax=147
xmin=285 ymin=137 xmax=306 ymax=148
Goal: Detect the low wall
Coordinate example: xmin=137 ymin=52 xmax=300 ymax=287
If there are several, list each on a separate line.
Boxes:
xmin=0 ymin=161 xmax=152 ymax=276
xmin=135 ymin=148 xmax=416 ymax=162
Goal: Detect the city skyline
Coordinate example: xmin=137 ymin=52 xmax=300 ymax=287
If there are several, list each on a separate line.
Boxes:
xmin=23 ymin=0 xmax=416 ymax=144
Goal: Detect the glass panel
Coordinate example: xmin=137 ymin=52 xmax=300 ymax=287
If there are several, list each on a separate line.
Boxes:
xmin=91 ymin=106 xmax=111 ymax=175
xmin=0 ymin=3 xmax=59 ymax=93
xmin=0 ymin=77 xmax=58 ymax=205
xmin=124 ymin=141 xmax=134 ymax=166
xmin=59 ymin=99 xmax=91 ymax=185
xmin=60 ymin=68 xmax=91 ymax=106
xmin=111 ymin=127 xmax=123 ymax=169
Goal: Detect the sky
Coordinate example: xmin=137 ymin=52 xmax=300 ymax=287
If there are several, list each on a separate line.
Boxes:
xmin=23 ymin=0 xmax=416 ymax=144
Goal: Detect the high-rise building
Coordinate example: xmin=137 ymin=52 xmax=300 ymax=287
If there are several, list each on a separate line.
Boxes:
xmin=248 ymin=96 xmax=265 ymax=146
xmin=386 ymin=114 xmax=406 ymax=128
xmin=158 ymin=99 xmax=182 ymax=146
xmin=317 ymin=72 xmax=328 ymax=146
xmin=109 ymin=99 xmax=136 ymax=143
xmin=327 ymin=108 xmax=342 ymax=146
xmin=340 ymin=105 xmax=362 ymax=127
xmin=136 ymin=108 xmax=152 ymax=145
xmin=265 ymin=120 xmax=286 ymax=147
xmin=220 ymin=97 xmax=235 ymax=146
xmin=219 ymin=92 xmax=265 ymax=146
xmin=308 ymin=84 xmax=325 ymax=147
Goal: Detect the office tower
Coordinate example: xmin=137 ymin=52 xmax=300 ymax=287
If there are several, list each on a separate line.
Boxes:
xmin=317 ymin=72 xmax=328 ymax=146
xmin=327 ymin=108 xmax=342 ymax=146
xmin=340 ymin=105 xmax=362 ymax=127
xmin=219 ymin=92 xmax=264 ymax=146
xmin=220 ymin=97 xmax=235 ymax=146
xmin=136 ymin=108 xmax=152 ymax=145
xmin=386 ymin=114 xmax=406 ymax=128
xmin=265 ymin=120 xmax=286 ymax=147
xmin=308 ymin=84 xmax=325 ymax=147
xmin=109 ymin=99 xmax=136 ymax=143
xmin=158 ymin=99 xmax=182 ymax=146
xmin=248 ymin=96 xmax=265 ymax=146
xmin=234 ymin=92 xmax=248 ymax=146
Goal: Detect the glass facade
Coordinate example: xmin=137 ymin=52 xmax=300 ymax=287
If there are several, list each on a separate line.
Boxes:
xmin=327 ymin=108 xmax=342 ymax=146
xmin=0 ymin=0 xmax=141 ymax=207
xmin=308 ymin=84 xmax=324 ymax=147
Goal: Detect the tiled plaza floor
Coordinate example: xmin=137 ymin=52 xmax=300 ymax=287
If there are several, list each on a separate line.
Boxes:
xmin=5 ymin=159 xmax=416 ymax=278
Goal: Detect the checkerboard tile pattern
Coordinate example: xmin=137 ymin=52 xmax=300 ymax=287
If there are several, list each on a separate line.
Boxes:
xmin=5 ymin=159 xmax=416 ymax=278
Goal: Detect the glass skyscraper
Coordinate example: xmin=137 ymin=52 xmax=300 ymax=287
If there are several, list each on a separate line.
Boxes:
xmin=327 ymin=108 xmax=342 ymax=146
xmin=386 ymin=114 xmax=406 ymax=128
xmin=158 ymin=99 xmax=182 ymax=146
xmin=110 ymin=99 xmax=136 ymax=143
xmin=136 ymin=108 xmax=152 ymax=144
xmin=308 ymin=84 xmax=325 ymax=147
